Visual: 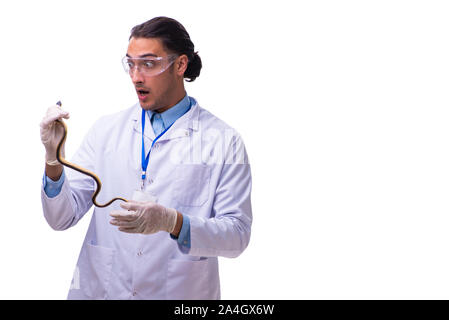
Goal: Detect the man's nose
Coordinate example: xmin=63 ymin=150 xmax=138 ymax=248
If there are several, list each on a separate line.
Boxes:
xmin=130 ymin=68 xmax=145 ymax=84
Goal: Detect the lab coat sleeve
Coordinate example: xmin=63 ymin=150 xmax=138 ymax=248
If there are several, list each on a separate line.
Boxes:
xmin=41 ymin=124 xmax=96 ymax=231
xmin=188 ymin=134 xmax=252 ymax=258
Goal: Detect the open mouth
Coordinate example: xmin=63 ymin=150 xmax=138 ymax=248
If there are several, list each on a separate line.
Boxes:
xmin=136 ymin=89 xmax=150 ymax=100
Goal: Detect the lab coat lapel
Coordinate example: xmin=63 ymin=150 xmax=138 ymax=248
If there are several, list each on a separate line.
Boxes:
xmin=131 ymin=100 xmax=200 ymax=143
xmin=160 ymin=103 xmax=200 ymax=142
xmin=132 ymin=104 xmax=155 ymax=141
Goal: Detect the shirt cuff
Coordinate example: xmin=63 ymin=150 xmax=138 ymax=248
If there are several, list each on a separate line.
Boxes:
xmin=43 ymin=170 xmax=65 ymax=198
xmin=170 ymin=214 xmax=191 ymax=248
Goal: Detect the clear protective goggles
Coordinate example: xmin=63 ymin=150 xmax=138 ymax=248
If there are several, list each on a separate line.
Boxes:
xmin=121 ymin=54 xmax=178 ymax=77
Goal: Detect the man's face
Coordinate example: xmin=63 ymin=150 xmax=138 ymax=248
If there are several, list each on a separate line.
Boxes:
xmin=126 ymin=37 xmax=178 ymax=112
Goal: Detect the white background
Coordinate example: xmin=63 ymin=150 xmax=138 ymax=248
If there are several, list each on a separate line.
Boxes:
xmin=0 ymin=0 xmax=448 ymax=299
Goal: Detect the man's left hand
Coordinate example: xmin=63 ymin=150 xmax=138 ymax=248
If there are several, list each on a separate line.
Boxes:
xmin=110 ymin=200 xmax=178 ymax=234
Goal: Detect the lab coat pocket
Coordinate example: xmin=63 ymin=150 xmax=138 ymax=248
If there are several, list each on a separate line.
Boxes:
xmin=78 ymin=243 xmax=115 ymax=299
xmin=166 ymin=258 xmax=210 ymax=299
xmin=174 ymin=164 xmax=210 ymax=207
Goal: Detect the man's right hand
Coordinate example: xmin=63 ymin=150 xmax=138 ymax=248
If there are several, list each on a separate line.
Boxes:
xmin=40 ymin=104 xmax=70 ymax=166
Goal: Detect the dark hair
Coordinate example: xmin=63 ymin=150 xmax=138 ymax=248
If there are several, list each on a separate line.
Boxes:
xmin=130 ymin=17 xmax=202 ymax=82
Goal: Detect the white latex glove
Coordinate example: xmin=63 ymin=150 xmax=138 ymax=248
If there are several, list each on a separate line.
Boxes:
xmin=40 ymin=104 xmax=70 ymax=165
xmin=110 ymin=200 xmax=178 ymax=234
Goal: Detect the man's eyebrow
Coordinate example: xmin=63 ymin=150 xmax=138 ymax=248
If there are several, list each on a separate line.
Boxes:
xmin=126 ymin=53 xmax=158 ymax=58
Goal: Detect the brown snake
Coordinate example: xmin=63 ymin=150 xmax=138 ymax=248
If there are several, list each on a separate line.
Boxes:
xmin=55 ymin=101 xmax=128 ymax=208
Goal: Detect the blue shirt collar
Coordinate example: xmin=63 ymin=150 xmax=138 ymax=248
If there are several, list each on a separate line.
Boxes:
xmin=147 ymin=93 xmax=191 ymax=128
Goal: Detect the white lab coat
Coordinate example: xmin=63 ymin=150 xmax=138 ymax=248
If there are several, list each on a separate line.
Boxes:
xmin=41 ymin=97 xmax=252 ymax=300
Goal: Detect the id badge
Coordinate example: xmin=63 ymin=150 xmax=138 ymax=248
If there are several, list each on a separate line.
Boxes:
xmin=132 ymin=189 xmax=158 ymax=202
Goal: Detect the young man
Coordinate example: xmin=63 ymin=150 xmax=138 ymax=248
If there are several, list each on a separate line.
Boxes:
xmin=40 ymin=16 xmax=252 ymax=299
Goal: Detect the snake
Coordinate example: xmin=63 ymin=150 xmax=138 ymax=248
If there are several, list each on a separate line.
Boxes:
xmin=55 ymin=101 xmax=128 ymax=208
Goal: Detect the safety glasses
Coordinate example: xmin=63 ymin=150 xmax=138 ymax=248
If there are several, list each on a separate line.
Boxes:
xmin=122 ymin=54 xmax=178 ymax=77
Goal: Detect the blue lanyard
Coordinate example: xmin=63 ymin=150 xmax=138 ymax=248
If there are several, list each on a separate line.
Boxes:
xmin=141 ymin=109 xmax=174 ymax=188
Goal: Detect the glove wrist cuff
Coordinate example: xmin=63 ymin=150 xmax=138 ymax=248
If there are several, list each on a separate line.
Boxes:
xmin=45 ymin=148 xmax=64 ymax=166
xmin=166 ymin=208 xmax=178 ymax=234
xmin=45 ymin=154 xmax=60 ymax=166
xmin=46 ymin=159 xmax=60 ymax=166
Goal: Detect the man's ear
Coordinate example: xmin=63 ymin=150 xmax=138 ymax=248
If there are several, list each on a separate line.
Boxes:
xmin=175 ymin=54 xmax=189 ymax=76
